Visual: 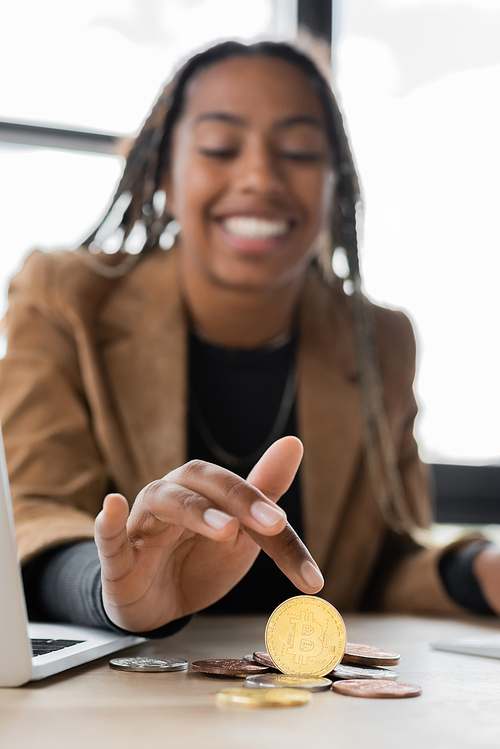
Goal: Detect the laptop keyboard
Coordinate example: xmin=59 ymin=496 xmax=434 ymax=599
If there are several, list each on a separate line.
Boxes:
xmin=31 ymin=638 xmax=84 ymax=657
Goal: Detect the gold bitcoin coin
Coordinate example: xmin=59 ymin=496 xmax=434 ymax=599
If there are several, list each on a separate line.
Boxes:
xmin=215 ymin=687 xmax=311 ymax=708
xmin=265 ymin=596 xmax=346 ymax=677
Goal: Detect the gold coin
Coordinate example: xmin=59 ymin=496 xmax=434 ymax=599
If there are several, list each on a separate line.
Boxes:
xmin=265 ymin=596 xmax=346 ymax=677
xmin=215 ymin=687 xmax=311 ymax=708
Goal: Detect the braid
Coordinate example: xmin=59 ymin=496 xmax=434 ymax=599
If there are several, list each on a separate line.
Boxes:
xmin=82 ymin=77 xmax=178 ymax=256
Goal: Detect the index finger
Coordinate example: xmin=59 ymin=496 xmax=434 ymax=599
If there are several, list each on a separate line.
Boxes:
xmin=247 ymin=437 xmax=322 ymax=591
xmin=245 ymin=521 xmax=324 ymax=594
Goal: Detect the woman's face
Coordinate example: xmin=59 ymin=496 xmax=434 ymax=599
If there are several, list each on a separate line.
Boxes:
xmin=164 ymin=54 xmax=335 ymax=292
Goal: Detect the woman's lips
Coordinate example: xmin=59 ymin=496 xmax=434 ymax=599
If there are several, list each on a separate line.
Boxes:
xmin=216 ymin=215 xmax=293 ymax=254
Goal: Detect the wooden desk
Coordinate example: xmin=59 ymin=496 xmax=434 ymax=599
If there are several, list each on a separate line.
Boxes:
xmin=2 ymin=613 xmax=500 ymax=749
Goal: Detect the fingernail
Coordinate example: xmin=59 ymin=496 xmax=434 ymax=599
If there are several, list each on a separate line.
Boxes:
xmin=301 ymin=560 xmax=324 ymax=589
xmin=250 ymin=501 xmax=284 ymax=528
xmin=204 ymin=508 xmax=233 ymax=530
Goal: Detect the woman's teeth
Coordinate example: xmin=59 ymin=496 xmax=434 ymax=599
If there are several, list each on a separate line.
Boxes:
xmin=222 ymin=216 xmax=289 ymax=239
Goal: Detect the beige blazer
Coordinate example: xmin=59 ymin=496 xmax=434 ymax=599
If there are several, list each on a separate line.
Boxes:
xmin=0 ymin=247 xmax=472 ymax=616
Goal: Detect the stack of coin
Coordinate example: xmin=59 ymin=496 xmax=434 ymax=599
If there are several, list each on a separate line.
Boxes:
xmin=343 ymin=643 xmax=401 ymax=667
xmin=258 ymin=596 xmax=420 ymax=701
xmin=332 ymin=640 xmax=420 ymax=699
xmin=249 ymin=641 xmax=402 ymax=673
xmin=110 ymin=596 xmax=421 ymax=706
xmin=213 ymin=595 xmax=346 ymax=708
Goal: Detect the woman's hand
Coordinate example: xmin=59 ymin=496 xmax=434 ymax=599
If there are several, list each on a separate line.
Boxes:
xmin=94 ymin=436 xmax=324 ymax=632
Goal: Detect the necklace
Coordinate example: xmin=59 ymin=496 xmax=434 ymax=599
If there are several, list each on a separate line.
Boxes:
xmin=190 ymin=356 xmax=297 ymax=470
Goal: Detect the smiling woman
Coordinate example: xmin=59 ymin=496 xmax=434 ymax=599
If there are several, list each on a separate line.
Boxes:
xmin=165 ymin=54 xmax=335 ymax=347
xmin=2 ymin=40 xmax=500 ymax=637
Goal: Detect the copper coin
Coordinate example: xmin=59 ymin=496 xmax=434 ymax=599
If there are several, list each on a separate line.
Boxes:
xmin=330 ymin=663 xmax=399 ymax=680
xmin=192 ymin=659 xmax=270 ymax=677
xmin=332 ymin=679 xmax=421 ymax=699
xmin=253 ymin=651 xmax=277 ymax=669
xmin=342 ymin=642 xmax=401 ymax=667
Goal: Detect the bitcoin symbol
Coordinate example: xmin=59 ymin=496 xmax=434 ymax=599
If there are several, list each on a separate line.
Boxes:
xmin=286 ymin=611 xmax=324 ymax=665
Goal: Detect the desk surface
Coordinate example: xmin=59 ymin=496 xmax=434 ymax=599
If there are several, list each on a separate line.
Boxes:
xmin=2 ymin=613 xmax=500 ymax=749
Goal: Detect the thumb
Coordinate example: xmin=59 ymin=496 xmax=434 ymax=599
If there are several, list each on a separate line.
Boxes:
xmin=95 ymin=493 xmax=134 ymax=582
xmin=246 ymin=436 xmax=303 ymax=503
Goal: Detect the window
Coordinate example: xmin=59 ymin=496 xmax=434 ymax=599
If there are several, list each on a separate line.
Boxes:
xmin=1 ymin=0 xmax=498 ymax=466
xmin=0 ymin=0 xmax=283 ymax=307
xmin=336 ymin=0 xmax=500 ymax=464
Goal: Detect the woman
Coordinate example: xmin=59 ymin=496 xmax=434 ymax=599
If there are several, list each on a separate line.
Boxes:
xmin=2 ymin=41 xmax=499 ymax=637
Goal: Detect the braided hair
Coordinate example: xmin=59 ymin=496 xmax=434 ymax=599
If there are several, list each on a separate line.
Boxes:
xmin=81 ymin=40 xmax=428 ymax=543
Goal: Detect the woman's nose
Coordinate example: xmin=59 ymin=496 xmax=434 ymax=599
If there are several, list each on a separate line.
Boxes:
xmin=234 ymin=140 xmax=284 ymax=197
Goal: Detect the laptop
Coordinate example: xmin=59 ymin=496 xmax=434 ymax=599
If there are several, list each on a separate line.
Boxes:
xmin=0 ymin=426 xmax=145 ymax=687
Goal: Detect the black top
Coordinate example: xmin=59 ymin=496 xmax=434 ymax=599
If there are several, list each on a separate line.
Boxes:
xmin=188 ymin=330 xmax=303 ymax=613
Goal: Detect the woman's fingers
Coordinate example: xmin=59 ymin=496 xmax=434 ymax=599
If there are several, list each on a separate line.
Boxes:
xmin=94 ymin=449 xmax=322 ymax=629
xmin=127 ymin=479 xmax=241 ymax=542
xmin=126 ymin=443 xmax=317 ymax=587
xmin=245 ymin=522 xmax=324 ymax=593
xmin=94 ymin=493 xmax=135 ymax=582
xmin=247 ymin=436 xmax=303 ymax=502
xmin=100 ymin=442 xmax=319 ymax=599
xmin=147 ymin=461 xmax=288 ymax=538
xmin=126 ymin=438 xmax=303 ymax=544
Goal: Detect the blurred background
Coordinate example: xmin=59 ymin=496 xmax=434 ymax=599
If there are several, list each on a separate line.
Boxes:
xmin=0 ymin=0 xmax=499 ymax=478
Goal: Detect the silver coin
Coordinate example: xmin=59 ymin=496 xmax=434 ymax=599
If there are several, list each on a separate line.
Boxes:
xmin=330 ymin=663 xmax=399 ymax=680
xmin=245 ymin=673 xmax=332 ymax=692
xmin=109 ymin=657 xmax=188 ymax=672
xmin=243 ymin=654 xmax=257 ymax=662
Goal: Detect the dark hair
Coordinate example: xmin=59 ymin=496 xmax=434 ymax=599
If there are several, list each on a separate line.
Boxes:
xmin=83 ymin=40 xmax=360 ymax=275
xmin=82 ymin=40 xmax=425 ymax=542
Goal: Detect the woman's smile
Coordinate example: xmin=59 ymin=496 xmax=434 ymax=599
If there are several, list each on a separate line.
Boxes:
xmin=214 ymin=212 xmax=295 ymax=255
xmin=221 ymin=216 xmax=291 ymax=241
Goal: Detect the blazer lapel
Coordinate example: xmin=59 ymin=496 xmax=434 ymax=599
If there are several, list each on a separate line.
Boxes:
xmin=297 ymin=269 xmax=365 ymax=569
xmin=99 ymin=248 xmax=187 ymax=493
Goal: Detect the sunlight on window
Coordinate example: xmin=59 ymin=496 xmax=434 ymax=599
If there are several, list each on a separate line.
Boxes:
xmin=1 ymin=0 xmax=273 ymax=133
xmin=336 ymin=0 xmax=500 ymax=463
xmin=0 ymin=0 xmax=498 ymax=464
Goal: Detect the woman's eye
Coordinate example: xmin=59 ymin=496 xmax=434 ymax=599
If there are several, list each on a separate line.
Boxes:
xmin=198 ymin=147 xmax=238 ymax=159
xmin=281 ymin=151 xmax=325 ymax=162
